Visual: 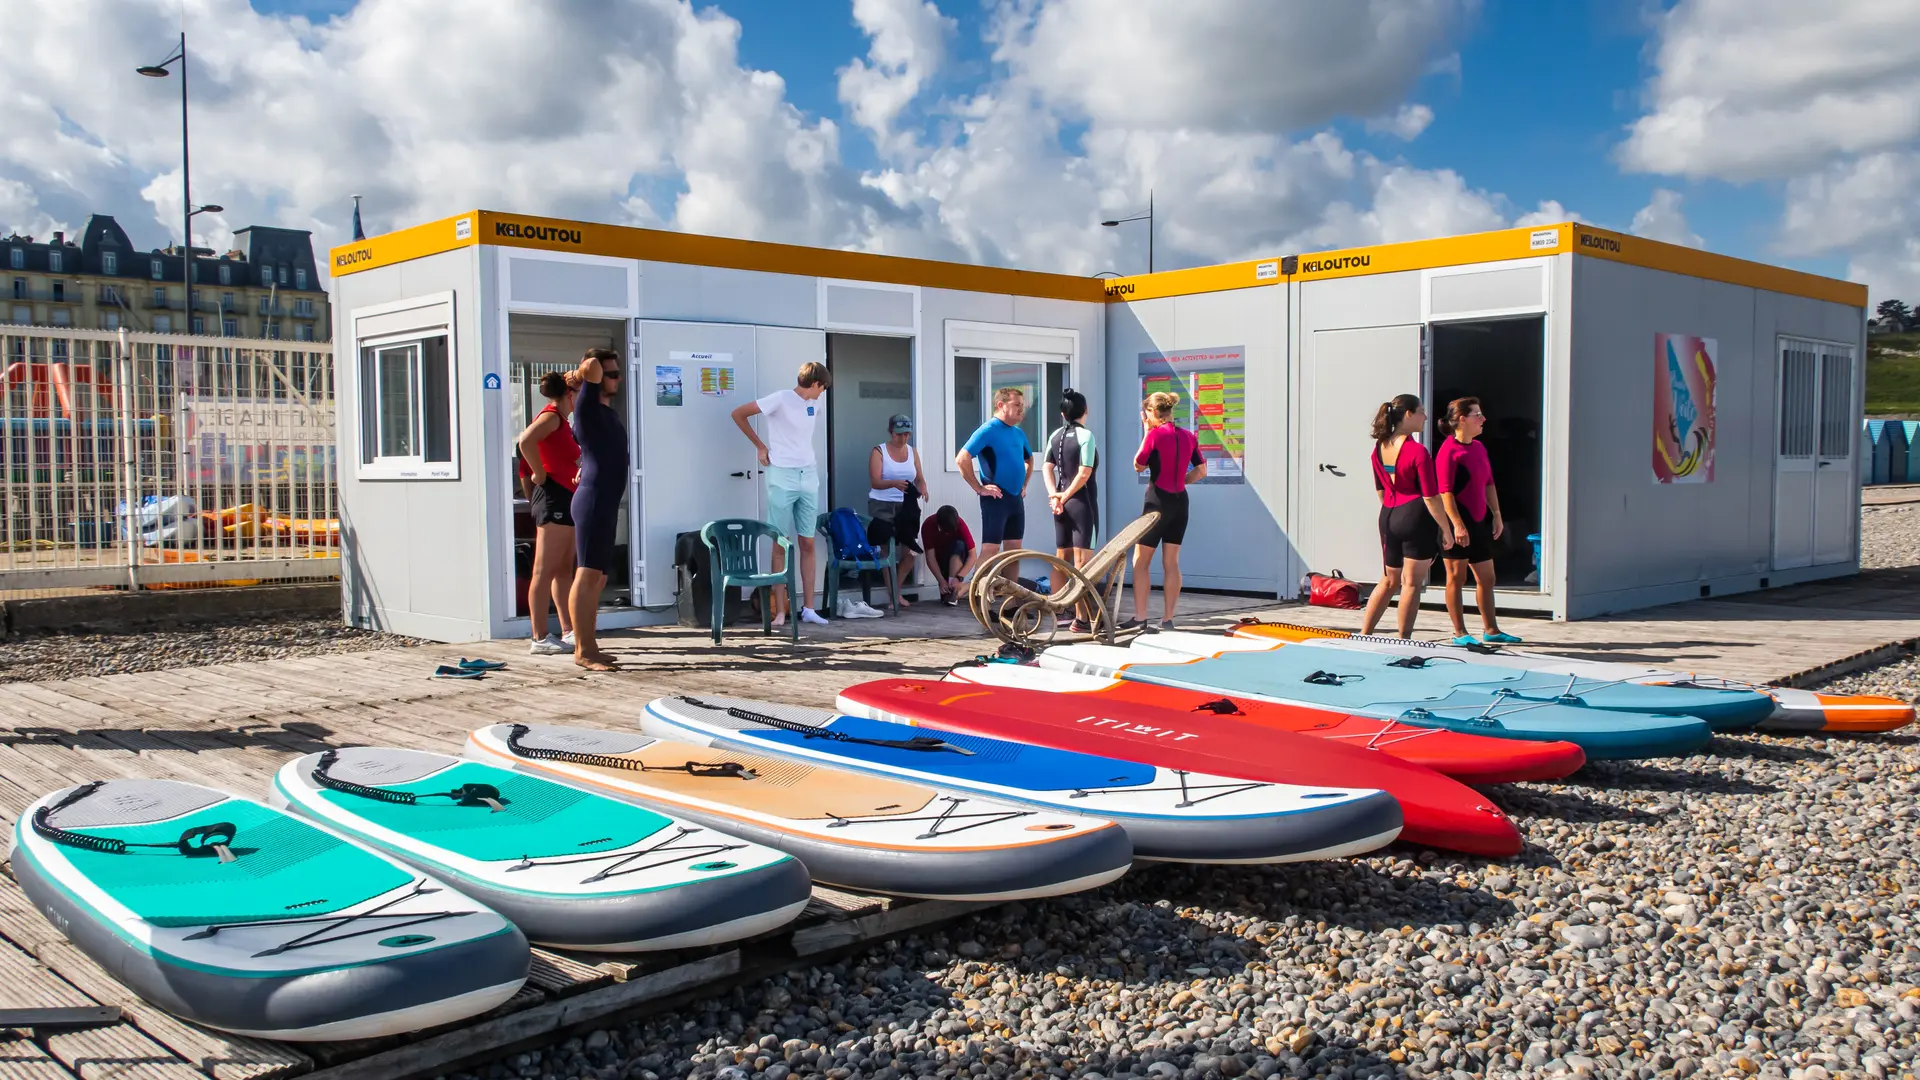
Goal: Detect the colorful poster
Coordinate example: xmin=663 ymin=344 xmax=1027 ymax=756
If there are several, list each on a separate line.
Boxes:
xmin=1136 ymin=347 xmax=1247 ymax=485
xmin=653 ymin=364 xmax=683 ymax=407
xmin=1653 ymin=333 xmax=1716 ymax=483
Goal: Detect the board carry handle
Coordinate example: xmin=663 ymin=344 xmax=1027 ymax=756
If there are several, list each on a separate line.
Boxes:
xmin=678 ymin=696 xmax=978 ymax=756
xmin=312 ymin=749 xmax=507 ymax=810
xmin=32 ymin=781 xmax=238 ymax=861
xmin=1303 ymin=670 xmax=1364 ymax=686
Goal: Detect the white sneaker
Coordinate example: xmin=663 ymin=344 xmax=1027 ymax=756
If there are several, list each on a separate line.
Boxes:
xmin=561 ymin=631 xmax=576 ymax=648
xmin=835 ymin=597 xmax=862 ymax=620
xmin=799 ymin=607 xmax=829 ymax=626
xmin=529 ymin=635 xmax=569 ymax=655
xmin=852 ymin=600 xmax=885 ymax=618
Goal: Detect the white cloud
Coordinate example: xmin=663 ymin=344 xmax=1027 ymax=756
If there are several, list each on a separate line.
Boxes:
xmin=837 ymin=0 xmax=956 ymax=156
xmin=0 ymin=0 xmax=1569 ymax=290
xmin=1629 ymin=189 xmax=1703 ymax=248
xmin=1365 ymin=104 xmax=1436 ymax=141
xmin=994 ymin=0 xmax=1475 ymax=133
xmin=1618 ymin=0 xmax=1920 ymax=303
xmin=1617 ymin=0 xmax=1920 ymax=182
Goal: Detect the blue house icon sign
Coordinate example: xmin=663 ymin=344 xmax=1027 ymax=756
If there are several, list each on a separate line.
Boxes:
xmin=483 ymin=373 xmax=502 ymax=390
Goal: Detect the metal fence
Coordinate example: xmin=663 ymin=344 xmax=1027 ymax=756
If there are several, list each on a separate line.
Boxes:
xmin=0 ymin=325 xmax=337 ymax=598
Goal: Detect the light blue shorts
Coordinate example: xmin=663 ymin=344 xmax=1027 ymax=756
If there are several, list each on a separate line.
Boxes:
xmin=764 ymin=465 xmax=819 ymax=538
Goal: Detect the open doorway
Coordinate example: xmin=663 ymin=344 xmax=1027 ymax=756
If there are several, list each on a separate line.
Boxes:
xmin=1429 ymin=315 xmax=1545 ymax=590
xmin=825 ymin=333 xmax=916 ymax=596
xmin=506 ymin=314 xmax=632 ymax=614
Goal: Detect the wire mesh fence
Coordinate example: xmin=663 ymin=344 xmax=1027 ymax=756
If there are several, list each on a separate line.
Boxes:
xmin=0 ymin=326 xmax=338 ymax=599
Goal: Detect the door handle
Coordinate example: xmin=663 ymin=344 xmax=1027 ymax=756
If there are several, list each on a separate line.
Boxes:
xmin=730 ymin=470 xmax=754 ymax=478
xmin=1319 ymin=464 xmax=1345 ymax=476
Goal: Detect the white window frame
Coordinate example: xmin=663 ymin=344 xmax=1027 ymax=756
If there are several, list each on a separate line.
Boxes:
xmin=102 ymin=251 xmax=117 ymax=276
xmin=48 ymin=251 xmax=62 ymax=273
xmin=152 ymin=314 xmax=171 ymax=333
xmin=218 ymin=262 xmax=230 ymax=285
xmin=941 ymin=319 xmax=1079 ymax=473
xmin=8 ymin=249 xmax=21 ymax=270
xmin=295 ymin=268 xmax=308 ymax=289
xmin=351 ymin=291 xmax=461 ymax=481
xmin=150 ymin=258 xmax=163 ymax=279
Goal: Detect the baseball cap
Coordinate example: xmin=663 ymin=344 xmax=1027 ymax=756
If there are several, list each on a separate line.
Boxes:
xmin=888 ymin=414 xmax=913 ymax=433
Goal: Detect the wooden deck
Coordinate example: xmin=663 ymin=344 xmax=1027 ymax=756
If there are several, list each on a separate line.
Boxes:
xmin=0 ymin=575 xmax=1913 ymax=1080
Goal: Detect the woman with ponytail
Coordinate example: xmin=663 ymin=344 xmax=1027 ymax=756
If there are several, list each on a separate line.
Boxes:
xmin=1363 ymin=394 xmax=1446 ymax=637
xmin=1435 ymin=396 xmax=1521 ymax=645
xmin=1129 ymin=390 xmax=1206 ymax=630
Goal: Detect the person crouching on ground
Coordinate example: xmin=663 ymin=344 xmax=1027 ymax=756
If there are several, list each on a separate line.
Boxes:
xmin=921 ymin=504 xmax=977 ymax=606
xmin=731 ymin=361 xmax=831 ymax=627
xmin=516 ymin=371 xmax=580 ymax=655
xmin=956 ymin=387 xmax=1034 ymax=580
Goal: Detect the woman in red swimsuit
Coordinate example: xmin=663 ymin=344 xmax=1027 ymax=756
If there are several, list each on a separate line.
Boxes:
xmin=515 ymin=372 xmax=581 ymax=655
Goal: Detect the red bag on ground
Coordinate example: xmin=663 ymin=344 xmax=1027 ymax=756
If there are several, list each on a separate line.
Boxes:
xmin=1303 ymin=571 xmax=1362 ymax=609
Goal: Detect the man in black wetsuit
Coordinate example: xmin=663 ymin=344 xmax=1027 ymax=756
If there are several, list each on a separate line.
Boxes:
xmin=565 ymin=348 xmax=628 ymax=671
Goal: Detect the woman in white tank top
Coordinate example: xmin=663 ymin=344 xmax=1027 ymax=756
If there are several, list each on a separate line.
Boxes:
xmin=863 ymin=414 xmax=926 ymax=609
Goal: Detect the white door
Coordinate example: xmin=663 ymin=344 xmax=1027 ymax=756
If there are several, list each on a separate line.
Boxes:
xmin=1813 ymin=345 xmax=1858 ymax=565
xmin=633 ymin=321 xmax=763 ymax=607
xmin=1773 ymin=338 xmax=1860 ymax=570
xmin=1304 ymin=325 xmax=1425 ymax=581
xmin=754 ymin=326 xmax=830 ymax=597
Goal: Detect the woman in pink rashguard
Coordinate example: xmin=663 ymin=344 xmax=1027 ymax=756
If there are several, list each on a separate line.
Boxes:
xmin=1362 ymin=394 xmax=1448 ymax=638
xmin=1436 ymin=396 xmax=1521 ymax=645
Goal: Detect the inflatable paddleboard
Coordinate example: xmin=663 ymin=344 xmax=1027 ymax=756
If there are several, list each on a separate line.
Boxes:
xmin=466 ymin=722 xmax=1133 ymax=901
xmin=640 ymin=695 xmax=1403 ymax=865
xmin=272 ymin=748 xmax=812 ymax=952
xmin=1230 ymin=620 xmax=1915 ymax=734
xmin=839 ymin=674 xmax=1524 ymax=857
xmin=11 ymin=778 xmax=528 ymax=1041
xmin=1041 ymin=643 xmax=1713 ymax=760
xmin=941 ymin=659 xmax=1585 ymax=785
xmin=1135 ymin=630 xmax=1773 ymax=731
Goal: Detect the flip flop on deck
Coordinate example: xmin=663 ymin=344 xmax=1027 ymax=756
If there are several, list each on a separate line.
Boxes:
xmin=457 ymin=658 xmax=509 ymax=672
xmin=432 ymin=664 xmax=486 ymax=680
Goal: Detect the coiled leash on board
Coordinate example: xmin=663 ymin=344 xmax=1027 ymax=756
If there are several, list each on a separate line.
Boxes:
xmin=311 ymin=749 xmax=508 ymax=810
xmin=677 ymin=696 xmax=976 ymax=756
xmin=33 ymin=781 xmax=237 ymax=862
xmin=1303 ymin=670 xmax=1364 ymax=686
xmin=1190 ymin=698 xmax=1245 ymax=716
xmin=504 ymin=723 xmax=756 ymax=780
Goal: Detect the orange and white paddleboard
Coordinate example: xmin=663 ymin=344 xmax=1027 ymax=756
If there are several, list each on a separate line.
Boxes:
xmin=1228 ymin=620 xmax=1914 ymax=735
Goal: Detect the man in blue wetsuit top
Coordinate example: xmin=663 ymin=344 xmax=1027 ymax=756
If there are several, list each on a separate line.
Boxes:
xmin=955 ymin=386 xmax=1035 ymax=578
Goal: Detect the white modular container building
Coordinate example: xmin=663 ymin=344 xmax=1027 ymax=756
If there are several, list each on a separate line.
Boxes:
xmin=328 ymin=211 xmax=1106 ymax=642
xmin=1100 ymin=223 xmax=1868 ymax=620
xmin=331 ymin=214 xmax=1866 ymax=641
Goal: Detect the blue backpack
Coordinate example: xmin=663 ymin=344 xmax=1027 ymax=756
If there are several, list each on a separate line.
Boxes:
xmin=825 ymin=507 xmax=880 ymax=562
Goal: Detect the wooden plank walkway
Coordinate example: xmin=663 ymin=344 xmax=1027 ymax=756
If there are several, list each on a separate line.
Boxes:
xmin=0 ymin=576 xmax=1909 ymax=1080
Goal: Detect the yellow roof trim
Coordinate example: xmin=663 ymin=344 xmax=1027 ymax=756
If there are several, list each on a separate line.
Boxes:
xmin=1103 ymin=221 xmax=1865 ymax=308
xmin=332 ymin=210 xmax=1108 ymax=303
xmin=1568 ymin=225 xmax=1867 ymax=308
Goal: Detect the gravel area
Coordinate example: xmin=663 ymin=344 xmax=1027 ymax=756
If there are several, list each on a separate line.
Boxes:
xmin=1859 ymin=503 xmax=1920 ymax=570
xmin=448 ymin=653 xmax=1920 ymax=1080
xmin=0 ymin=614 xmax=425 ymax=682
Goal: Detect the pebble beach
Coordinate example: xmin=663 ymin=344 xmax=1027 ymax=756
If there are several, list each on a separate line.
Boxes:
xmin=444 ymin=504 xmax=1920 ymax=1080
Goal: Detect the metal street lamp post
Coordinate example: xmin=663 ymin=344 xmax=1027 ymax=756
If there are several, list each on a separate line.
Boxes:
xmin=139 ymin=34 xmax=221 ymax=334
xmin=1101 ymin=188 xmax=1154 ymax=274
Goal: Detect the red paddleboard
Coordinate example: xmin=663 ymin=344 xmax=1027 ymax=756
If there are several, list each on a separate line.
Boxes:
xmin=945 ymin=661 xmax=1586 ymax=785
xmin=838 ymin=676 xmax=1525 ymax=858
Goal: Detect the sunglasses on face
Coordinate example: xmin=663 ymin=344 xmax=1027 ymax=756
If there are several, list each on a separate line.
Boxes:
xmin=602 ymin=370 xmax=623 ymax=380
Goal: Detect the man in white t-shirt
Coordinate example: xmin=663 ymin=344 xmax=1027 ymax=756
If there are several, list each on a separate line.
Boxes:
xmin=730 ymin=361 xmax=831 ymax=626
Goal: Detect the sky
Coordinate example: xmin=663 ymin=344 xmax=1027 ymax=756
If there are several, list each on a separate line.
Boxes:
xmin=4 ymin=0 xmax=1917 ymax=305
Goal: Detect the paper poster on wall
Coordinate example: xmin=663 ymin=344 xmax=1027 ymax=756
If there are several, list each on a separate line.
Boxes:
xmin=653 ymin=364 xmax=684 ymax=407
xmin=1653 ymin=333 xmax=1716 ymax=483
xmin=1136 ymin=346 xmax=1247 ymax=485
xmin=670 ymin=351 xmax=736 ymax=397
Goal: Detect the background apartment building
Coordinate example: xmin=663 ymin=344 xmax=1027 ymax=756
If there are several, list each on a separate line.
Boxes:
xmin=2 ymin=214 xmax=330 ymax=341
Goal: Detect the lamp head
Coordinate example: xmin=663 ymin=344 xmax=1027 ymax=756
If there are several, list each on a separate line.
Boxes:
xmin=136 ymin=65 xmax=172 ymax=77
xmin=196 ymin=204 xmax=224 ymax=214
xmin=1100 ymin=219 xmax=1120 ymax=228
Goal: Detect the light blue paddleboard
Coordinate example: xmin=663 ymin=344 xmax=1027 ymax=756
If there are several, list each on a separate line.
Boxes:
xmin=1039 ymin=644 xmax=1713 ymax=760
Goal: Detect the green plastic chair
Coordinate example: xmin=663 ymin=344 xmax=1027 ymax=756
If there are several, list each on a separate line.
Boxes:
xmin=698 ymin=518 xmax=797 ymax=644
xmin=817 ymin=510 xmax=900 ymax=615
